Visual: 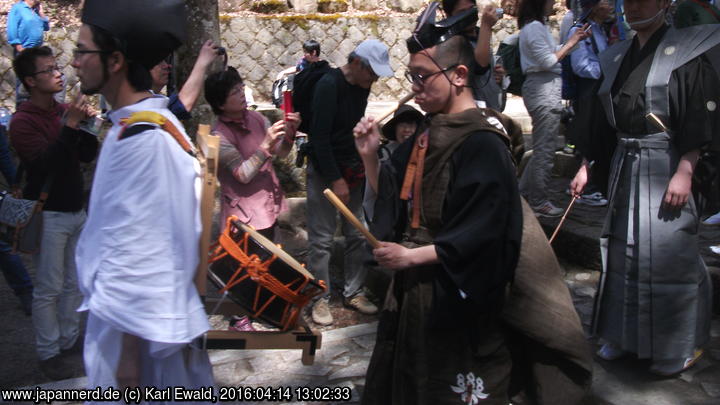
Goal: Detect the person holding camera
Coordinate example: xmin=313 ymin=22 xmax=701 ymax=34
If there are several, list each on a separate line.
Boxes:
xmin=10 ymin=46 xmax=98 ymax=380
xmin=150 ymin=39 xmax=224 ymax=120
xmin=205 ymin=66 xmax=301 ymax=241
xmin=442 ymin=0 xmax=507 ymax=111
xmin=517 ymin=0 xmax=590 ymax=217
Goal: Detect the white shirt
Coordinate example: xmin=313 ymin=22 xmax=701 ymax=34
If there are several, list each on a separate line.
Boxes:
xmin=519 ymin=20 xmax=563 ymax=74
xmin=76 ymin=95 xmax=209 ymax=345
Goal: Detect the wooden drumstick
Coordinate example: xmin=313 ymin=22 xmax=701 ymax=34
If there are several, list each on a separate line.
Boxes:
xmin=354 ymin=92 xmax=416 ymax=138
xmin=549 ymin=195 xmax=577 ymax=245
xmin=323 ymin=188 xmax=381 ymax=248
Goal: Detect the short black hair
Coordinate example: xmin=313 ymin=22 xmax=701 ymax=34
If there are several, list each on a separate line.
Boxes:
xmin=441 ymin=0 xmax=476 ymax=15
xmin=517 ymin=0 xmax=548 ymax=28
xmin=204 ymin=66 xmax=243 ymax=115
xmin=435 ymin=35 xmax=474 ymax=78
xmin=88 ymin=24 xmax=153 ymax=92
xmin=302 ymin=40 xmax=320 ymax=57
xmin=13 ymin=46 xmax=54 ymax=91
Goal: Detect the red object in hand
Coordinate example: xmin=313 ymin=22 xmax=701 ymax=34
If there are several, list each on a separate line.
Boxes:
xmin=282 ymin=91 xmax=293 ymax=120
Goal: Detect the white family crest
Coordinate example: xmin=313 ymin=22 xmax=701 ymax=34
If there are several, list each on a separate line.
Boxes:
xmin=450 ymin=371 xmax=489 ymax=404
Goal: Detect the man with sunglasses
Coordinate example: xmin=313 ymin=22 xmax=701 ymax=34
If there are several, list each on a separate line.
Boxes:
xmin=306 ymin=39 xmax=393 ymax=326
xmin=71 ymin=0 xmax=214 ymax=394
xmin=9 ymin=45 xmax=98 ymax=380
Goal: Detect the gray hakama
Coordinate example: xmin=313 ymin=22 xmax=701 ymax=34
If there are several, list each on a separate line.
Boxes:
xmin=591 ymin=24 xmax=720 ymax=360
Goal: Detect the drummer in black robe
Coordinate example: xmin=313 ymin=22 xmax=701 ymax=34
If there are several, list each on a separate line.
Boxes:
xmin=570 ymin=0 xmax=720 ymax=376
xmin=354 ymin=7 xmax=592 ymax=404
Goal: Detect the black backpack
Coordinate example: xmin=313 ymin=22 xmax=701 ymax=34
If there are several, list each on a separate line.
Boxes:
xmin=292 ymin=60 xmax=332 ymax=134
xmin=496 ymin=34 xmax=524 ymax=96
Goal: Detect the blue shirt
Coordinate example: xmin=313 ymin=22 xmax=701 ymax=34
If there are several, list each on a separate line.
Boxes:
xmin=6 ymin=1 xmax=49 ymax=49
xmin=568 ymin=21 xmax=608 ymax=80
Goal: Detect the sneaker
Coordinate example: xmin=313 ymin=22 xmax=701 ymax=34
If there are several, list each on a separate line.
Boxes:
xmin=649 ymin=349 xmax=704 ymax=376
xmin=228 ymin=315 xmax=256 ymax=332
xmin=344 ymin=294 xmax=378 ymax=315
xmin=576 ymin=192 xmax=608 ymax=207
xmin=711 ymin=245 xmax=720 ymax=255
xmin=311 ymin=299 xmax=333 ymax=326
xmin=531 ymin=201 xmax=564 ymax=218
xmin=596 ymin=342 xmax=627 ymax=361
xmin=703 ymin=211 xmax=720 ymax=225
xmin=38 ymin=355 xmax=74 ymax=381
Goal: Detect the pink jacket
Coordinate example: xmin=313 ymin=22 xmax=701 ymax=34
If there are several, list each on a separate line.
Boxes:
xmin=214 ymin=111 xmax=286 ymax=231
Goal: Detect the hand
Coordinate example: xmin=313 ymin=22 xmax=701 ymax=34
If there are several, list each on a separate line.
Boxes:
xmin=14 ymin=44 xmax=24 ymax=52
xmin=570 ymin=164 xmax=588 ymax=197
xmin=260 ymin=120 xmax=285 ymax=154
xmin=332 ymin=177 xmax=350 ymax=205
xmin=493 ymin=64 xmax=505 ymax=85
xmin=196 ymin=40 xmax=222 ymax=69
xmin=353 ymin=116 xmax=381 ymax=159
xmin=65 ymin=93 xmax=90 ymax=129
xmin=569 ymin=24 xmax=592 ymax=45
xmin=284 ymin=112 xmax=301 ymax=142
xmin=480 ymin=4 xmax=500 ymax=28
xmin=664 ymin=171 xmax=692 ymax=209
xmin=373 ymin=241 xmax=415 ymax=269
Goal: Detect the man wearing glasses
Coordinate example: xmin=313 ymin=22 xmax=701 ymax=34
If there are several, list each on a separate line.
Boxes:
xmin=354 ymin=6 xmax=592 ymax=401
xmin=72 ymin=0 xmax=214 ymax=393
xmin=9 ymin=45 xmax=97 ymax=380
xmin=306 ymin=39 xmax=393 ymax=326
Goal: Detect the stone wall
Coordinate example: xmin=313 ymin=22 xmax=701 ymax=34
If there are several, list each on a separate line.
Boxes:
xmin=0 ymin=4 xmax=567 ymax=109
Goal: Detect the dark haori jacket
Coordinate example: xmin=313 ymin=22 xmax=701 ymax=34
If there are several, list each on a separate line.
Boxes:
xmin=364 ymin=108 xmax=592 ymax=404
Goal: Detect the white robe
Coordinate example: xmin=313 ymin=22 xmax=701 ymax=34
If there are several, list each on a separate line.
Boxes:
xmin=75 ymin=96 xmax=213 ymax=401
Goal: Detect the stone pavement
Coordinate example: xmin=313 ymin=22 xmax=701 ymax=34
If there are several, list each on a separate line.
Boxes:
xmin=13 ymin=265 xmax=720 ymax=405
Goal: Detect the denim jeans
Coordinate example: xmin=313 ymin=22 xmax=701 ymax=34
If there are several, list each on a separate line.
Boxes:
xmin=32 ymin=210 xmax=85 ymax=360
xmin=306 ymin=163 xmax=367 ymax=299
xmin=0 ymin=239 xmax=32 ymax=296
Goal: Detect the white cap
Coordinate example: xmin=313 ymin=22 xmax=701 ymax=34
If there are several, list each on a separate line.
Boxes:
xmin=353 ymin=39 xmax=394 ymax=77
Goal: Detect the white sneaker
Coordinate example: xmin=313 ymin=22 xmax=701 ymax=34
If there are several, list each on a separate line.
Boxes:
xmin=703 ymin=211 xmax=720 ymax=225
xmin=596 ymin=342 xmax=627 ymax=361
xmin=531 ymin=201 xmax=564 ymax=218
xmin=311 ymin=299 xmax=333 ymax=326
xmin=710 ymin=245 xmax=720 ymax=255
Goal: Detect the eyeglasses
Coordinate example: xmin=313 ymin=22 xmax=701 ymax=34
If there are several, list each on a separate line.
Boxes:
xmin=404 ymin=63 xmax=458 ymax=86
xmin=72 ymin=49 xmax=110 ymax=59
xmin=32 ymin=65 xmax=62 ymax=76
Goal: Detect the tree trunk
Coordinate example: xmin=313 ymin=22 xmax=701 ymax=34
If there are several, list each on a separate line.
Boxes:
xmin=175 ymin=0 xmax=221 ymax=137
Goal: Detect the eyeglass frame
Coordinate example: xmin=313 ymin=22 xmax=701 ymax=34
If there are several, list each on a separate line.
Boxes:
xmin=31 ymin=65 xmax=63 ymax=76
xmin=404 ymin=63 xmax=459 ymax=86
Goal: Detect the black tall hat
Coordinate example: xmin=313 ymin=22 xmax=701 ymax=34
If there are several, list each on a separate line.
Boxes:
xmin=407 ymin=4 xmax=478 ymax=53
xmin=81 ymin=0 xmax=187 ymax=70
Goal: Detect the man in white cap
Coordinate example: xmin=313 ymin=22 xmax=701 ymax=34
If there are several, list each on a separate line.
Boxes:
xmin=306 ymin=39 xmax=393 ymax=325
xmin=72 ymin=0 xmax=213 ymax=396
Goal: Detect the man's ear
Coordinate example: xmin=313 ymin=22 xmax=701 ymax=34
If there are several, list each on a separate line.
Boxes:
xmin=23 ymin=76 xmax=36 ymax=91
xmin=452 ymin=64 xmax=470 ymax=87
xmin=105 ymin=50 xmax=126 ymax=74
